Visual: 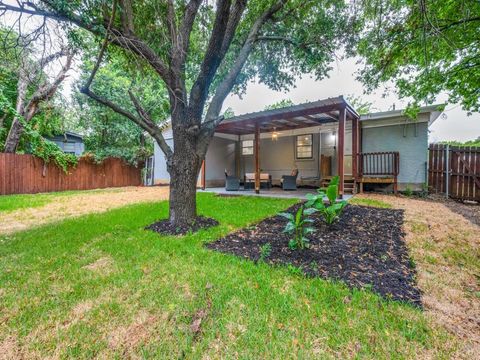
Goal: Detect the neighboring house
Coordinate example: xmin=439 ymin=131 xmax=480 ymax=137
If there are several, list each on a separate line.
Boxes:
xmin=152 ymin=96 xmax=443 ymax=193
xmin=46 ymin=131 xmax=85 ymax=156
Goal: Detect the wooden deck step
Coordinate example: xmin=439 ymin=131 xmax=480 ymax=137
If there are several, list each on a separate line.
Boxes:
xmin=320 ymin=177 xmax=355 ymax=194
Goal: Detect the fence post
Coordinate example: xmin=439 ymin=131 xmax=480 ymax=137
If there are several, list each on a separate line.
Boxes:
xmin=445 ymin=144 xmax=449 ymax=199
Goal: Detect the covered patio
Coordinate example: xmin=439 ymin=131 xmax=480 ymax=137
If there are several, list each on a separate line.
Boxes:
xmin=201 ymin=96 xmax=360 ymax=197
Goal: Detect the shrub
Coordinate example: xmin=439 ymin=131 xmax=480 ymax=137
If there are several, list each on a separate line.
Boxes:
xmin=404 ymin=184 xmax=413 ymax=197
xmin=305 ymin=176 xmax=347 ymax=225
xmin=279 ymin=205 xmax=316 ymax=250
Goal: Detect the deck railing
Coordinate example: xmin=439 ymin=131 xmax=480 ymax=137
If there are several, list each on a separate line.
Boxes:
xmin=358 ymin=152 xmax=400 ymax=177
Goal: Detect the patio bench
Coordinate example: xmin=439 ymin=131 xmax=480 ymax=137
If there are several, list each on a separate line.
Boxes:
xmin=244 ymin=173 xmax=272 ymax=189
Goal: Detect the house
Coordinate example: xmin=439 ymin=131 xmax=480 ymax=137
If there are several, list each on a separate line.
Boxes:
xmin=152 ymin=96 xmax=443 ymax=194
xmin=46 ymin=131 xmax=85 ymax=157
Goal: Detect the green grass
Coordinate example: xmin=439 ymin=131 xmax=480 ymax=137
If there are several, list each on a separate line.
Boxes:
xmin=349 ymin=197 xmax=393 ymax=209
xmin=0 ymin=188 xmax=122 ymax=213
xmin=0 ymin=193 xmax=453 ymax=358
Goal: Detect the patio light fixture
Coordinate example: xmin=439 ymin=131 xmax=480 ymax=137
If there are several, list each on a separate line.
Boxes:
xmin=271 ymin=127 xmax=279 ymax=141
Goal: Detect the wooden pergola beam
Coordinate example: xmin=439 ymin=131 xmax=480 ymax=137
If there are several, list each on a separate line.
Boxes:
xmin=215 ymin=102 xmax=355 ymax=135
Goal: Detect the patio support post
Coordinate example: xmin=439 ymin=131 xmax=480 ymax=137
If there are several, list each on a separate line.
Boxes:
xmin=338 ymin=106 xmax=346 ymax=197
xmin=235 ymin=135 xmax=241 ymax=178
xmin=254 ymin=122 xmax=260 ymax=194
xmin=201 ymin=160 xmax=206 ymax=190
xmin=352 ymin=116 xmax=359 ymax=192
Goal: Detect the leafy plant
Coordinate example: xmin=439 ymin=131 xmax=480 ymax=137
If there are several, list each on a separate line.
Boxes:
xmin=404 ymin=185 xmax=413 ymax=197
xmin=259 ymin=243 xmax=272 ymax=262
xmin=305 ymin=176 xmax=347 ymax=225
xmin=279 ymin=205 xmax=316 ymax=250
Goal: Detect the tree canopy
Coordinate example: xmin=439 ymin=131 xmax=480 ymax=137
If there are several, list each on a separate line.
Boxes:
xmin=357 ymin=0 xmax=480 ymax=114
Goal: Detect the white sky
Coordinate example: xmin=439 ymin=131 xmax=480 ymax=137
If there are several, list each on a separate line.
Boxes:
xmin=223 ymin=57 xmax=480 ymax=143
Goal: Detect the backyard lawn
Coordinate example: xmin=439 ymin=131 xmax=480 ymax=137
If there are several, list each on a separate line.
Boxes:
xmin=0 ymin=191 xmax=477 ymax=358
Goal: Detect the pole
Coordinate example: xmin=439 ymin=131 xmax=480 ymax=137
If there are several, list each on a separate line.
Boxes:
xmin=445 ymin=144 xmax=449 ymax=199
xmin=337 ymin=107 xmax=346 ymax=197
xmin=254 ymin=123 xmax=260 ymax=194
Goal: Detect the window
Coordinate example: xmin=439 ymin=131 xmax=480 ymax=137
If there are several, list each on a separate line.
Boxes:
xmin=242 ymin=140 xmax=254 ymax=155
xmin=63 ymin=142 xmax=76 ymax=154
xmin=296 ymin=134 xmax=313 ymax=159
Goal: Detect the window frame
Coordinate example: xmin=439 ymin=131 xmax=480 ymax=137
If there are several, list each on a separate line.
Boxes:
xmin=295 ymin=134 xmax=313 ymax=160
xmin=241 ymin=139 xmax=254 ymax=156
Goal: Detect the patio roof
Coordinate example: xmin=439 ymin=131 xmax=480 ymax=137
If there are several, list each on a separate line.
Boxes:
xmin=215 ymin=96 xmax=359 ymax=135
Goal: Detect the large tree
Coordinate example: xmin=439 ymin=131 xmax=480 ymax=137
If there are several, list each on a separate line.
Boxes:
xmin=1 ymin=0 xmax=352 ymax=226
xmin=0 ymin=28 xmax=73 ymax=152
xmin=356 ymin=0 xmax=480 ymax=114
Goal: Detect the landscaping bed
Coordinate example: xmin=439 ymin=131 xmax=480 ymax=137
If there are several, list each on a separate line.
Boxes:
xmin=207 ymin=204 xmax=421 ymax=306
xmin=146 ymin=216 xmax=219 ymax=235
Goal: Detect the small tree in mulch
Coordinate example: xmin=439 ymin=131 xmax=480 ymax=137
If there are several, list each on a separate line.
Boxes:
xmin=279 ymin=205 xmax=317 ymax=250
xmin=305 ymin=176 xmax=347 ymax=225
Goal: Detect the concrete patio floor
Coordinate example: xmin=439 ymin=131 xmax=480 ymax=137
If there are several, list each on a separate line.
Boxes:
xmin=200 ymin=186 xmax=353 ymax=200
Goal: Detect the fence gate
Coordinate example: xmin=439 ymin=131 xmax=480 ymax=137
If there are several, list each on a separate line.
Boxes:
xmin=428 ymin=144 xmax=480 ymax=201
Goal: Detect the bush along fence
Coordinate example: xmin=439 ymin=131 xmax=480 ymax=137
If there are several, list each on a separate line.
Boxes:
xmin=428 ymin=143 xmax=480 ymax=202
xmin=0 ymin=154 xmax=142 ymax=195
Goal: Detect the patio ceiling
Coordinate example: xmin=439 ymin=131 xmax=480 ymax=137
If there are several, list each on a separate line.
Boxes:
xmin=215 ymin=96 xmax=359 ymax=135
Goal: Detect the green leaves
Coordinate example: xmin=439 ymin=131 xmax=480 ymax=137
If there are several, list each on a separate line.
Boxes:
xmin=356 ymin=0 xmax=480 ymax=113
xmin=280 ymin=205 xmax=315 ymax=250
xmin=305 ymin=175 xmax=346 ymax=225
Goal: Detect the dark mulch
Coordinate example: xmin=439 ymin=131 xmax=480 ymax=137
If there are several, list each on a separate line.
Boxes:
xmin=146 ymin=216 xmax=219 ymax=235
xmin=207 ymin=204 xmax=422 ymax=306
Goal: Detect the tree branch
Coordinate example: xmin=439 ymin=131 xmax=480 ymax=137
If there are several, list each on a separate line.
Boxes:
xmin=81 ymin=87 xmax=173 ymax=161
xmin=128 ymin=90 xmax=173 ymax=159
xmin=203 ymin=0 xmax=287 ymax=131
xmin=1 ymin=1 xmax=172 ymax=85
xmin=119 ymin=0 xmax=135 ymax=35
xmin=84 ymin=0 xmax=117 ymax=90
xmin=24 ymin=52 xmax=74 ymax=120
xmin=189 ymin=0 xmax=237 ymax=119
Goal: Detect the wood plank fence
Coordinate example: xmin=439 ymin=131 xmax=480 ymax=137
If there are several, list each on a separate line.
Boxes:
xmin=428 ymin=144 xmax=480 ymax=202
xmin=0 ymin=153 xmax=142 ymax=195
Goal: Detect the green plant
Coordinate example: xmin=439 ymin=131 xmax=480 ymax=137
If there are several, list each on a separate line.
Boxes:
xmin=305 ymin=176 xmax=347 ymax=225
xmin=404 ymin=185 xmax=413 ymax=197
xmin=259 ymin=243 xmax=272 ymax=262
xmin=279 ymin=205 xmax=316 ymax=250
xmin=419 ymin=183 xmax=429 ymax=198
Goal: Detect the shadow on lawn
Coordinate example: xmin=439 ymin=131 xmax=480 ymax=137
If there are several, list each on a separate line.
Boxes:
xmin=207 ymin=204 xmax=422 ymax=307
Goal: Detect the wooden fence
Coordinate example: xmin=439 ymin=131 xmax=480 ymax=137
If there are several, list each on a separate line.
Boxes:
xmin=428 ymin=144 xmax=480 ymax=202
xmin=0 ymin=153 xmax=142 ymax=195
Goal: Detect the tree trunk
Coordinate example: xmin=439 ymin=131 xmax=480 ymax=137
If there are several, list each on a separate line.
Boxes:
xmin=168 ymin=122 xmax=203 ymax=226
xmin=4 ymin=117 xmax=24 ymax=153
xmin=4 ymin=73 xmax=28 ymax=153
xmin=168 ymin=150 xmax=202 ymax=226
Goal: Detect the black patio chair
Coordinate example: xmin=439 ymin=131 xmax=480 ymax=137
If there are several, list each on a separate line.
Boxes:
xmin=281 ymin=168 xmax=299 ymax=190
xmin=225 ymin=170 xmax=240 ymax=191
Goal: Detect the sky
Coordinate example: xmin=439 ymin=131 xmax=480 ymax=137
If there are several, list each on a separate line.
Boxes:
xmin=223 ymin=57 xmax=480 ymax=143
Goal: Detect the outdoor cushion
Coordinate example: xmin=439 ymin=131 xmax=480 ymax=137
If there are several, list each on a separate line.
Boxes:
xmin=244 ymin=173 xmax=270 ymax=181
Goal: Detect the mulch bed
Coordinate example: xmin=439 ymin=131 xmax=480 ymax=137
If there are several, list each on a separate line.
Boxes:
xmin=146 ymin=216 xmax=219 ymax=235
xmin=207 ymin=204 xmax=422 ymax=306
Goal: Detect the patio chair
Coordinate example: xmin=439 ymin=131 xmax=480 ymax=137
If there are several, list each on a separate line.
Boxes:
xmin=281 ymin=168 xmax=299 ymax=190
xmin=225 ymin=170 xmax=240 ymax=191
